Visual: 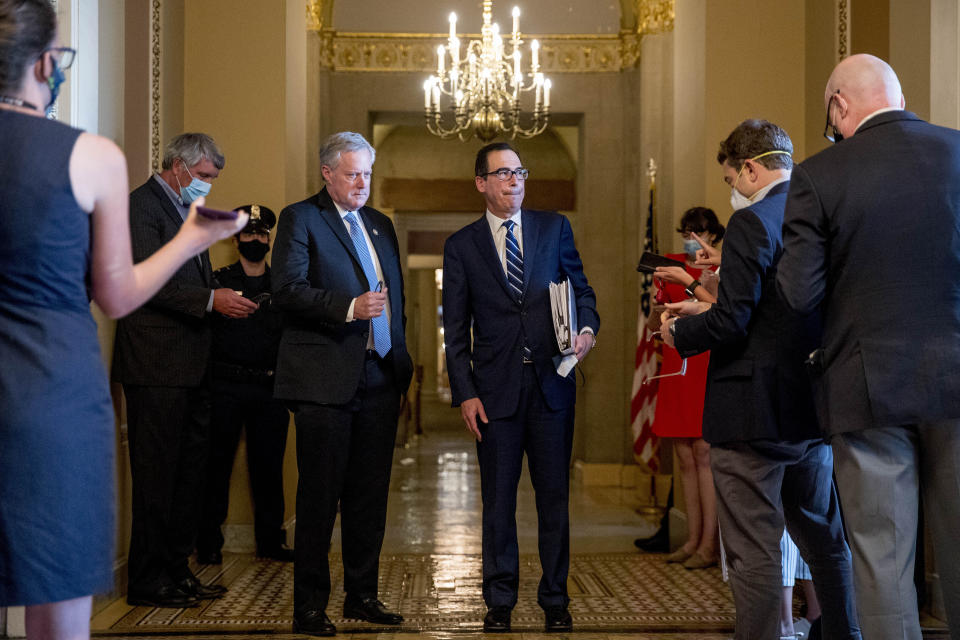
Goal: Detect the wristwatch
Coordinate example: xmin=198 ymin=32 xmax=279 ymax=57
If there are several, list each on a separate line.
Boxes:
xmin=668 ymin=320 xmax=677 ymax=338
xmin=684 ymin=280 xmax=701 ymax=297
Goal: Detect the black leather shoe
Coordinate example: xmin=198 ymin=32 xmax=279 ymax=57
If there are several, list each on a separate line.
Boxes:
xmin=293 ymin=610 xmax=336 ymax=637
xmin=544 ymin=606 xmax=573 ymax=632
xmin=342 ymin=597 xmax=403 ymax=625
xmin=196 ymin=549 xmax=223 ymax=565
xmin=177 ymin=575 xmax=227 ymax=599
xmin=127 ymin=584 xmax=200 ymax=608
xmin=257 ymin=545 xmax=294 ymax=562
xmin=634 ymin=526 xmax=669 ymax=553
xmin=483 ymin=606 xmax=512 ymax=633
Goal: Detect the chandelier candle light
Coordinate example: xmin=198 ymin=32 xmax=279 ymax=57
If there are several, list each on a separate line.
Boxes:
xmin=424 ymin=0 xmax=551 ymax=142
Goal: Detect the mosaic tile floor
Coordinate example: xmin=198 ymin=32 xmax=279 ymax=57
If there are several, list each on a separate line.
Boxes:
xmin=93 ymin=552 xmax=734 ymax=635
xmin=89 ymin=402 xmax=951 ymax=638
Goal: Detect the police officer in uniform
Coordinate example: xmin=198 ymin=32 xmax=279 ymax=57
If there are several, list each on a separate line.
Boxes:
xmin=196 ymin=204 xmax=294 ymax=564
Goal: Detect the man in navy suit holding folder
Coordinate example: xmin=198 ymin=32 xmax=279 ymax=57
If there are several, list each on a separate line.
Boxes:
xmin=442 ymin=142 xmax=599 ymax=634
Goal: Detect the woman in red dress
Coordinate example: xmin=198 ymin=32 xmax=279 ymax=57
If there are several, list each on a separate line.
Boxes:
xmin=649 ymin=207 xmax=723 ymax=569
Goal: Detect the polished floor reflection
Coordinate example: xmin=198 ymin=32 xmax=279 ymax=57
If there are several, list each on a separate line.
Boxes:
xmin=93 ymin=399 xmax=742 ymax=639
xmin=368 ymin=404 xmax=660 ymax=557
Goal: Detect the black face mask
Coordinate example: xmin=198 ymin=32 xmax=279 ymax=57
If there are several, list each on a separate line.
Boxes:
xmin=238 ymin=240 xmax=269 ymax=262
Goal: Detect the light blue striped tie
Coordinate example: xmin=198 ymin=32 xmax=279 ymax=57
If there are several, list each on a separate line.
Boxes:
xmin=503 ymin=220 xmax=524 ymax=303
xmin=345 ymin=212 xmax=391 ymax=357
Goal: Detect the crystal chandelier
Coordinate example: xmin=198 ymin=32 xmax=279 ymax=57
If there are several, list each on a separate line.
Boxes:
xmin=423 ymin=0 xmax=551 ymax=142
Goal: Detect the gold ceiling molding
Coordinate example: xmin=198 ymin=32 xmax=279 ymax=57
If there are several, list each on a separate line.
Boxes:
xmin=314 ymin=32 xmax=636 ymax=73
xmin=635 ymin=0 xmax=674 ymax=36
xmin=306 ymin=0 xmax=675 ymax=73
xmin=307 ymin=0 xmax=329 ymax=31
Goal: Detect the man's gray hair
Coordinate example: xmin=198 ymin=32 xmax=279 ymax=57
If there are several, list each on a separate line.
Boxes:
xmin=318 ymin=131 xmax=376 ymax=170
xmin=161 ymin=133 xmax=225 ymax=171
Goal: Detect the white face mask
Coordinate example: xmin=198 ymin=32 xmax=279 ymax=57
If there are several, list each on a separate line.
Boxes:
xmin=730 ymin=187 xmax=753 ymax=211
xmin=727 ymin=149 xmax=792 ymax=211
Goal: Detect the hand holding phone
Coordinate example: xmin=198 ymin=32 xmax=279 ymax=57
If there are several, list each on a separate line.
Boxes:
xmin=196 ymin=205 xmax=239 ymax=221
xmin=637 ymin=251 xmax=686 ymax=273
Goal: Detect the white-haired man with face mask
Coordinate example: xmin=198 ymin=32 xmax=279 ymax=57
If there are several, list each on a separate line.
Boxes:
xmin=113 ymin=132 xmax=255 ymax=608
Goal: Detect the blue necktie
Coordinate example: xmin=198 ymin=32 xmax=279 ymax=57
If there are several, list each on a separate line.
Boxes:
xmin=345 ymin=212 xmax=391 ymax=357
xmin=503 ymin=220 xmax=524 ymax=303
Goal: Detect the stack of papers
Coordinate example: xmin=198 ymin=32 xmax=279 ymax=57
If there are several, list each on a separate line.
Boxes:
xmin=549 ymin=278 xmax=579 ymax=376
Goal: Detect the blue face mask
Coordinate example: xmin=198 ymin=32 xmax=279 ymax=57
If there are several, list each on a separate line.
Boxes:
xmin=682 ymin=238 xmax=700 ymax=256
xmin=45 ymin=58 xmax=65 ymax=116
xmin=176 ymin=162 xmax=212 ymax=204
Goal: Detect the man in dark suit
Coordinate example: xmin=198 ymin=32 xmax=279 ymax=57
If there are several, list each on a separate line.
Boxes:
xmin=661 ymin=120 xmax=859 ymax=640
xmin=272 ymin=131 xmax=413 ymax=637
xmin=778 ymin=54 xmax=960 ymax=638
xmin=442 ymin=142 xmax=599 ymax=634
xmin=113 ymin=133 xmax=256 ymax=607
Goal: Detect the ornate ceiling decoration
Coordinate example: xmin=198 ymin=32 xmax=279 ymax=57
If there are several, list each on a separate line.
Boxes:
xmin=306 ymin=0 xmax=673 ymax=74
xmin=634 ymin=0 xmax=674 ymax=36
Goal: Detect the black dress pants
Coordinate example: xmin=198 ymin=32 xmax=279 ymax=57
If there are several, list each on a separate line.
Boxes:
xmin=292 ymin=354 xmax=400 ymax=616
xmin=476 ymin=363 xmax=575 ymax=610
xmin=124 ymin=384 xmax=211 ymax=594
xmin=197 ymin=378 xmax=290 ymax=556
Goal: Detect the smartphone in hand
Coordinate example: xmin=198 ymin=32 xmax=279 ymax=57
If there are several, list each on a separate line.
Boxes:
xmin=637 ymin=251 xmax=686 ymax=273
xmin=196 ymin=205 xmax=239 ymax=221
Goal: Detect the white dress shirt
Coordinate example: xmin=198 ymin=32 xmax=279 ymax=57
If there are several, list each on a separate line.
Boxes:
xmin=856 ymin=106 xmax=903 ymax=133
xmin=485 ymin=208 xmax=523 ymax=275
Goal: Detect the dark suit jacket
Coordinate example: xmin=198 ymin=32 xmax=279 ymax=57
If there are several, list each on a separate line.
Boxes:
xmin=674 ymin=182 xmax=822 ymax=445
xmin=777 ymin=110 xmax=960 ymax=436
xmin=112 ymin=177 xmax=214 ymax=387
xmin=442 ymin=210 xmax=599 ymax=420
xmin=271 ymin=188 xmax=413 ymax=405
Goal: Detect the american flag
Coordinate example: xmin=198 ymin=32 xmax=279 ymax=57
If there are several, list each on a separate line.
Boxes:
xmin=631 ymin=165 xmax=661 ymax=472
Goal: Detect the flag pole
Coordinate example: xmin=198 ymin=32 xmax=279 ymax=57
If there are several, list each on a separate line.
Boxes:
xmin=632 ymin=158 xmax=665 ymax=516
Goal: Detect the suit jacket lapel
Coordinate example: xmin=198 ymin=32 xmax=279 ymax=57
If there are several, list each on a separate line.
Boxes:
xmin=472 ymin=216 xmax=516 ymax=302
xmin=519 ymin=210 xmax=537 ymax=295
xmin=362 ymin=209 xmax=402 ymax=317
xmin=362 ymin=208 xmax=393 ymax=281
xmin=147 ymin=178 xmax=207 ymax=282
xmin=148 ymin=177 xmax=186 ymax=230
xmin=315 ymin=190 xmax=363 ymax=268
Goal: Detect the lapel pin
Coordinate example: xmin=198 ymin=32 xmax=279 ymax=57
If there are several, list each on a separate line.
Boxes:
xmin=372 ymin=228 xmax=379 ymax=236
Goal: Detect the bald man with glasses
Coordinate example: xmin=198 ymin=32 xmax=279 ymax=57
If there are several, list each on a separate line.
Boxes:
xmin=778 ymin=54 xmax=960 ymax=639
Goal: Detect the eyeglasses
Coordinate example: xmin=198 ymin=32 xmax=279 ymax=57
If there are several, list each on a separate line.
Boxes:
xmin=481 ymin=167 xmax=529 ymax=181
xmin=44 ymin=47 xmax=77 ymax=70
xmin=823 ymin=91 xmax=843 ymax=143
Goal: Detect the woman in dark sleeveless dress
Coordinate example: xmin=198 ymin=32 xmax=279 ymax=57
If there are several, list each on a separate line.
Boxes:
xmin=0 ymin=2 xmax=246 ymax=637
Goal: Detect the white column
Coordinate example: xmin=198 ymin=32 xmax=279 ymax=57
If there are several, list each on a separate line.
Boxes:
xmin=931 ymin=0 xmax=960 ymax=128
xmin=56 ymin=0 xmax=99 ymax=132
